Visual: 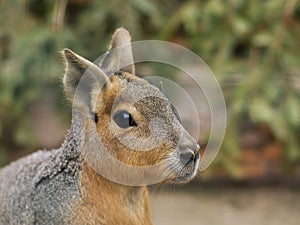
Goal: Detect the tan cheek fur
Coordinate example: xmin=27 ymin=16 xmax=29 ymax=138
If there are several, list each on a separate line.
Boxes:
xmin=94 ymin=76 xmax=174 ymax=166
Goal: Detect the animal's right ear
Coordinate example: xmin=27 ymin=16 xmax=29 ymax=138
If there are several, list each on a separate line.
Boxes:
xmin=63 ymin=48 xmax=109 ymax=104
xmin=100 ymin=28 xmax=135 ymax=74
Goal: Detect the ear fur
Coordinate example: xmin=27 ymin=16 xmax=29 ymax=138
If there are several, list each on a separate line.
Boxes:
xmin=100 ymin=27 xmax=135 ymax=74
xmin=63 ymin=49 xmax=109 ymax=116
xmin=63 ymin=48 xmax=109 ymax=112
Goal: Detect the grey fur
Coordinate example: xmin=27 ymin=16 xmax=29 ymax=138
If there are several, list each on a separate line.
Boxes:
xmin=0 ymin=120 xmax=83 ymax=224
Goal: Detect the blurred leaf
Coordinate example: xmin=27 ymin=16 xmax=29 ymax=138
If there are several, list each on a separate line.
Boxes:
xmin=252 ymin=32 xmax=274 ymax=47
xmin=285 ymin=96 xmax=300 ymax=126
xmin=232 ymin=17 xmax=251 ymax=36
xmin=249 ymin=98 xmax=273 ymax=123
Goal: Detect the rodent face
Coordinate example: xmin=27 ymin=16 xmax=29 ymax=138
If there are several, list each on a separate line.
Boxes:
xmin=63 ymin=28 xmax=200 ymax=184
xmin=94 ymin=71 xmax=200 ymax=183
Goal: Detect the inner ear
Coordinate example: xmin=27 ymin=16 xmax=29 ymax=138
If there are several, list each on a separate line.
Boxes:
xmin=63 ymin=48 xmax=109 ymax=114
xmin=100 ymin=27 xmax=135 ymax=74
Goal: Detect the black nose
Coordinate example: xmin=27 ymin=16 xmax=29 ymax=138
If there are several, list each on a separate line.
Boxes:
xmin=179 ymin=150 xmax=195 ymax=165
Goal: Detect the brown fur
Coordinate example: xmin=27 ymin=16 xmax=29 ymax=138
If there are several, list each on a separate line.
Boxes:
xmin=72 ymin=162 xmax=152 ymax=225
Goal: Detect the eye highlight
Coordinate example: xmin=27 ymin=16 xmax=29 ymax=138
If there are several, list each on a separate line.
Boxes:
xmin=113 ymin=110 xmax=137 ymax=128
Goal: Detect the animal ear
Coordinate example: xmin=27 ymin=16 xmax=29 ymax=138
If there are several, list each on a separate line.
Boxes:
xmin=100 ymin=27 xmax=135 ymax=74
xmin=63 ymin=48 xmax=109 ymax=110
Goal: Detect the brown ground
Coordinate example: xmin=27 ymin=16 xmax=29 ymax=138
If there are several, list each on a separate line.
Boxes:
xmin=150 ymin=184 xmax=300 ymax=225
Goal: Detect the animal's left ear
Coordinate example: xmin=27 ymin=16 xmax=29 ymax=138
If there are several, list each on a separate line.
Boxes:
xmin=100 ymin=27 xmax=135 ymax=74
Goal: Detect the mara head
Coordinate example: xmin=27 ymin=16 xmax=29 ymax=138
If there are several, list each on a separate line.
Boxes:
xmin=63 ymin=28 xmax=200 ymax=185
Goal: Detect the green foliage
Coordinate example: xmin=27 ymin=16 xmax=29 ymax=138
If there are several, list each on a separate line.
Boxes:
xmin=157 ymin=0 xmax=300 ymax=175
xmin=0 ymin=0 xmax=299 ymax=176
xmin=0 ymin=0 xmax=77 ymax=165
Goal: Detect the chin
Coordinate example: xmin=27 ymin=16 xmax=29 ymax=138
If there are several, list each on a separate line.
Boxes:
xmin=169 ymin=152 xmax=200 ymax=184
xmin=170 ymin=174 xmax=196 ymax=184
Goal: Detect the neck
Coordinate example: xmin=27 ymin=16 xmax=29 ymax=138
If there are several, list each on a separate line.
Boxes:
xmin=61 ymin=117 xmax=84 ymax=157
xmin=82 ymin=161 xmax=145 ymax=199
xmin=75 ymin=162 xmax=152 ymax=225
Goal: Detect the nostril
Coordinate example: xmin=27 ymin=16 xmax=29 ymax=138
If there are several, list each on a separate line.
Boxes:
xmin=180 ymin=150 xmax=195 ymax=165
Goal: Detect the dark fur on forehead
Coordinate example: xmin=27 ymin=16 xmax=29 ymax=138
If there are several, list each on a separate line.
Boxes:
xmin=117 ymin=78 xmax=171 ymax=112
xmin=113 ymin=71 xmax=137 ymax=83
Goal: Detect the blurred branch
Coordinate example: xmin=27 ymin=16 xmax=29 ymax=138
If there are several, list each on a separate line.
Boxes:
xmin=272 ymin=0 xmax=298 ymax=52
xmin=52 ymin=0 xmax=68 ymax=32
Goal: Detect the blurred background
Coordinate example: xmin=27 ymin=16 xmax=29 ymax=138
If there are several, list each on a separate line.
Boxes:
xmin=0 ymin=0 xmax=300 ymax=224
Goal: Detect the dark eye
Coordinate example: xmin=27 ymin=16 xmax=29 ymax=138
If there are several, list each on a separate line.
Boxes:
xmin=113 ymin=110 xmax=137 ymax=128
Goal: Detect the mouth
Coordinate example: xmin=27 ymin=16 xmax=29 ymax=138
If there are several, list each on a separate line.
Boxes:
xmin=171 ymin=151 xmax=200 ymax=184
